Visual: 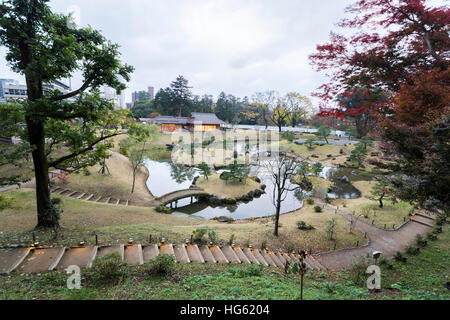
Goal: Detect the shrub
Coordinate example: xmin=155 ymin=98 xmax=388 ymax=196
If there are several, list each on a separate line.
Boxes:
xmin=314 ymin=205 xmax=322 ymax=213
xmin=281 ymin=131 xmax=295 ymax=142
xmin=297 ymin=220 xmax=314 ymax=230
xmin=228 ymin=234 xmax=235 ymax=245
xmin=435 ymin=214 xmax=447 ymax=226
xmin=192 ymin=227 xmax=208 ymax=243
xmin=349 ymin=256 xmax=371 ymax=286
xmin=394 ymin=252 xmax=407 ymax=262
xmin=406 ymin=246 xmax=420 ymax=255
xmin=89 ymin=252 xmax=127 ymax=284
xmin=415 ymin=234 xmax=428 ymax=247
xmin=155 ymin=205 xmax=171 ymax=214
xmin=208 ymin=229 xmax=219 ymax=244
xmin=427 ymin=233 xmax=438 ymax=241
xmin=227 ymin=264 xmax=263 ymax=278
xmin=146 ymin=254 xmax=175 ymax=276
xmin=339 ymin=149 xmax=344 ymax=154
xmin=306 ymin=198 xmax=314 ymax=205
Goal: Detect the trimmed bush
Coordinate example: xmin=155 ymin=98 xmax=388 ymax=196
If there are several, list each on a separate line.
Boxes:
xmin=314 ymin=205 xmax=322 ymax=213
xmin=306 ymin=198 xmax=314 ymax=205
xmin=192 ymin=227 xmax=208 ymax=243
xmin=146 ymin=254 xmax=175 ymax=276
xmin=89 ymin=252 xmax=127 ymax=284
xmin=296 ymin=220 xmax=314 ymax=230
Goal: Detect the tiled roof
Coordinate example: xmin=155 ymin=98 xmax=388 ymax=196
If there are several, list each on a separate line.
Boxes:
xmin=189 ymin=113 xmax=226 ymax=125
xmin=151 ymin=116 xmax=189 ymax=124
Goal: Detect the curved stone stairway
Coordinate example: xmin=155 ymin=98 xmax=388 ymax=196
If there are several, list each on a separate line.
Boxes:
xmin=0 ymin=243 xmax=325 ymax=274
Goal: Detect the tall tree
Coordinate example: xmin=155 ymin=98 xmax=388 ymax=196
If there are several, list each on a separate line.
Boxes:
xmin=264 ymin=156 xmax=300 ymax=236
xmin=170 ymin=75 xmax=192 ymax=117
xmin=269 ymin=95 xmax=290 ymax=133
xmin=119 ymin=124 xmax=161 ymax=193
xmin=0 ymin=0 xmax=133 ymax=228
xmin=285 ymin=92 xmax=314 ymax=127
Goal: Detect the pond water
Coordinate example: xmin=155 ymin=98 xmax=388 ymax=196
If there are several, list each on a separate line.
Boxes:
xmin=145 ymin=154 xmax=362 ymax=220
xmin=145 ymin=159 xmax=304 ymax=220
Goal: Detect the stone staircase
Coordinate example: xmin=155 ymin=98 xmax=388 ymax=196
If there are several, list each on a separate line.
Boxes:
xmin=411 ymin=212 xmax=437 ymax=228
xmin=51 ymin=186 xmax=132 ymax=207
xmin=0 ymin=243 xmax=326 ymax=274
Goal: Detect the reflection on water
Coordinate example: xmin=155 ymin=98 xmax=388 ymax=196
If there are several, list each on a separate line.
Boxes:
xmin=145 ymin=159 xmax=199 ymax=197
xmin=145 ymin=157 xmax=362 ymax=220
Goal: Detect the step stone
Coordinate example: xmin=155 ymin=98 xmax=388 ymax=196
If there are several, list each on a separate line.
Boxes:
xmin=221 ymin=246 xmax=241 ymax=263
xmin=199 ymin=245 xmax=216 ymax=263
xmin=142 ymin=245 xmax=159 ymax=262
xmin=186 ymin=244 xmax=205 ymax=263
xmin=233 ymin=247 xmax=251 ymax=264
xmin=173 ymin=244 xmax=190 ymax=263
xmin=242 ymin=248 xmax=260 ymax=265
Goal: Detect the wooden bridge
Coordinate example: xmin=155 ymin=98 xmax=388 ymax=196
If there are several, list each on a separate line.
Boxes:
xmin=155 ymin=188 xmax=210 ymax=207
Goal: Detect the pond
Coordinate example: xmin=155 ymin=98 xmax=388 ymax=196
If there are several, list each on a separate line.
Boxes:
xmin=145 ymin=159 xmax=304 ymax=220
xmin=145 ymin=154 xmax=362 ymax=220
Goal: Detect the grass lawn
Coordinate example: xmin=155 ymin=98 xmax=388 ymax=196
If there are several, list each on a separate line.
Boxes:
xmin=279 ymin=140 xmax=346 ymax=160
xmin=196 ymin=174 xmax=261 ymax=199
xmin=1 ymin=224 xmax=447 ymax=300
xmin=333 ymin=181 xmax=413 ymax=229
xmin=53 ymin=151 xmax=153 ymax=205
xmin=0 ymin=188 xmax=363 ymax=253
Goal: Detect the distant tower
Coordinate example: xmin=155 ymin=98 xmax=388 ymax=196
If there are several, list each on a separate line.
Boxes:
xmin=131 ymin=91 xmax=138 ymax=106
xmin=147 ymin=86 xmax=154 ymax=100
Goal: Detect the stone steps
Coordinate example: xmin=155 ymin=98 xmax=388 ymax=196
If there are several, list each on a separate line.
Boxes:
xmin=411 ymin=215 xmax=435 ymax=228
xmin=50 ymin=187 xmax=131 ymax=207
xmin=0 ymin=244 xmax=327 ymax=274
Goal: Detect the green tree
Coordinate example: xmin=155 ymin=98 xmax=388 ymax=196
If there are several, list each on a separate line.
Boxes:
xmin=170 ymin=75 xmax=192 ymax=117
xmin=197 ymin=162 xmax=211 ymax=180
xmin=0 ymin=0 xmax=133 ymax=228
xmin=285 ymin=92 xmax=314 ymax=127
xmin=220 ymin=161 xmax=249 ymax=184
xmin=312 ymin=162 xmax=324 ymax=177
xmin=305 ymin=137 xmax=316 ymax=150
xmin=326 ymin=218 xmax=337 ymax=241
xmin=358 ymin=136 xmax=374 ymax=151
xmin=119 ymin=124 xmax=161 ymax=193
xmin=316 ymin=125 xmax=331 ymax=144
xmin=349 ymin=143 xmax=368 ymax=168
xmin=369 ymin=179 xmax=395 ymax=208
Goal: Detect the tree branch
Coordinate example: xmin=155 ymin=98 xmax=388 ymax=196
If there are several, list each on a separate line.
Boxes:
xmin=48 ymin=132 xmax=122 ymax=168
xmin=51 ymin=78 xmax=94 ymax=101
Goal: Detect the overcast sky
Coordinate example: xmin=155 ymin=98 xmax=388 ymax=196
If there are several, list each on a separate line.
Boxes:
xmin=0 ymin=0 xmax=358 ymax=105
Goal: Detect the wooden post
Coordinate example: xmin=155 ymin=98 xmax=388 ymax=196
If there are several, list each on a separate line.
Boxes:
xmin=149 ymin=234 xmax=152 ymax=243
xmin=32 ymin=232 xmax=36 ymax=244
xmin=95 ymin=234 xmax=98 ymax=245
xmin=384 ymin=224 xmax=386 ymax=229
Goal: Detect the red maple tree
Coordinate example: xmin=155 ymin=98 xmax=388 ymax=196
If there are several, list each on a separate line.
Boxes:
xmin=310 ymin=0 xmax=449 ymax=210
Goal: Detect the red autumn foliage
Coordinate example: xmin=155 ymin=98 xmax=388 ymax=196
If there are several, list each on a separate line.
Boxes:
xmin=310 ymin=0 xmax=449 ymax=210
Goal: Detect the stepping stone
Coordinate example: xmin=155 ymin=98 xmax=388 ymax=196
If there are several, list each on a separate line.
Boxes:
xmin=412 ymin=215 xmax=434 ymax=227
xmin=16 ymin=247 xmax=66 ymax=273
xmin=308 ymin=256 xmax=326 ymax=270
xmin=242 ymin=248 xmax=260 ymax=264
xmin=415 ymin=212 xmax=435 ymax=221
xmin=105 ymin=197 xmax=111 ymax=204
xmin=252 ymin=249 xmax=269 ymax=266
xmin=159 ymin=244 xmax=175 ymax=258
xmin=142 ymin=245 xmax=159 ymax=262
xmin=0 ymin=248 xmax=31 ymax=274
xmin=186 ymin=245 xmax=205 ymax=263
xmin=94 ymin=196 xmax=102 ymax=202
xmin=199 ymin=245 xmax=216 ymax=263
xmin=85 ymin=194 xmax=94 ymax=201
xmin=221 ymin=246 xmax=241 ymax=263
xmin=96 ymin=245 xmax=125 ymax=261
xmin=303 ymin=257 xmax=315 ymax=269
xmin=124 ymin=244 xmax=144 ymax=266
xmin=67 ymin=191 xmax=77 ymax=197
xmin=77 ymin=193 xmax=86 ymax=199
xmin=233 ymin=247 xmax=251 ymax=264
xmin=115 ymin=199 xmax=120 ymax=206
xmin=209 ymin=246 xmax=228 ymax=263
xmin=261 ymin=250 xmax=277 ymax=267
xmin=275 ymin=252 xmax=287 ymax=266
xmin=289 ymin=253 xmax=299 ymax=263
xmin=57 ymin=246 xmax=98 ymax=270
xmin=268 ymin=252 xmax=284 ymax=268
xmin=173 ymin=244 xmax=190 ymax=263
xmin=126 ymin=200 xmax=129 ymax=206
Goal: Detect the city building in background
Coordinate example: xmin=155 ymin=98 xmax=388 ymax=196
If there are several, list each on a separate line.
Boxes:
xmin=0 ymin=78 xmax=71 ymax=103
xmin=130 ymin=85 xmax=155 ymax=107
xmin=147 ymin=86 xmax=154 ymax=100
xmin=101 ymin=86 xmax=125 ymax=110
